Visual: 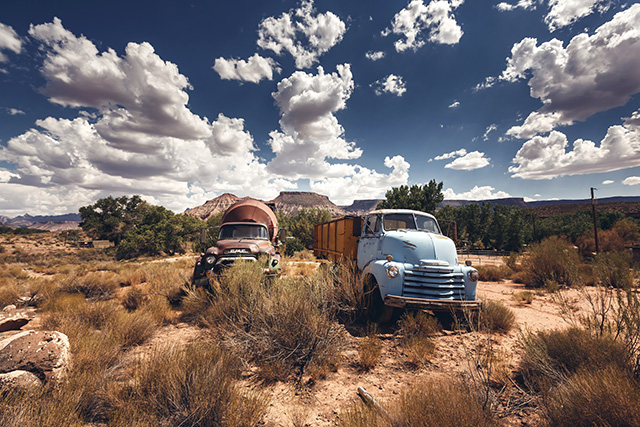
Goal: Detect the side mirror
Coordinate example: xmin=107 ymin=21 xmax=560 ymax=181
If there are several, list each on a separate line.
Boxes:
xmin=278 ymin=229 xmax=286 ymax=243
xmin=200 ymin=229 xmax=207 ymax=244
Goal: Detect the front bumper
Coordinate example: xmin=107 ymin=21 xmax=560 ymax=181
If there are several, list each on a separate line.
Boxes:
xmin=384 ymin=295 xmax=482 ymax=312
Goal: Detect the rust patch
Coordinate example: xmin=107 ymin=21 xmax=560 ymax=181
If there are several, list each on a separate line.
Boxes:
xmin=402 ymin=240 xmax=417 ymax=249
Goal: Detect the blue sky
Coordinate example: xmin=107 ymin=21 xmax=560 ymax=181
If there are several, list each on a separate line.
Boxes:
xmin=0 ymin=0 xmax=639 ymax=216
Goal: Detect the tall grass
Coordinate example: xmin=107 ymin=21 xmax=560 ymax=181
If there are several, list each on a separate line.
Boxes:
xmin=340 ymin=378 xmax=494 ymax=427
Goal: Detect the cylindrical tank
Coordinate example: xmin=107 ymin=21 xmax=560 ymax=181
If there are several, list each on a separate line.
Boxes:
xmin=221 ymin=199 xmax=278 ymax=241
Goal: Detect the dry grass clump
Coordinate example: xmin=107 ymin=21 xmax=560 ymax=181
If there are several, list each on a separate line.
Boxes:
xmin=479 ymin=300 xmax=516 ymax=333
xmin=0 ymin=278 xmax=20 ymax=307
xmin=520 ymin=327 xmax=632 ymax=391
xmin=340 ymin=377 xmax=494 ymax=427
xmin=200 ymin=262 xmax=345 ymax=383
xmin=119 ymin=342 xmax=268 ymax=427
xmin=594 ymin=251 xmax=633 ymax=289
xmin=117 ymin=265 xmax=148 ymax=287
xmin=476 ymin=265 xmax=513 ymax=282
xmin=358 ymin=324 xmax=383 ymax=370
xmin=59 ymin=270 xmax=120 ymax=300
xmin=543 ymin=366 xmax=640 ymax=427
xmin=520 ymin=236 xmax=581 ymax=288
xmin=512 ymin=290 xmax=534 ymax=305
xmin=145 ymin=263 xmax=190 ymax=306
xmin=398 ymin=311 xmax=439 ymax=366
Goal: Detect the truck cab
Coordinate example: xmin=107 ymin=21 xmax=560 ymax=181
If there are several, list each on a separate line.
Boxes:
xmin=358 ymin=209 xmax=479 ymax=321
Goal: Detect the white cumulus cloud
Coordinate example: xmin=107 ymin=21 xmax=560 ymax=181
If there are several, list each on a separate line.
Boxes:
xmin=443 ymin=185 xmax=511 ymax=200
xmin=545 ymin=0 xmax=608 ymax=32
xmin=310 ymin=156 xmax=410 ymax=205
xmin=371 ymin=74 xmax=407 ymax=96
xmin=257 ymin=0 xmax=346 ymax=69
xmin=445 ymin=151 xmax=490 ymax=170
xmin=433 ymin=148 xmax=466 ymax=160
xmin=6 ymin=108 xmax=25 ymax=116
xmin=0 ymin=22 xmax=21 ymax=62
xmin=448 ymin=100 xmax=460 ymax=108
xmin=365 ymin=51 xmax=385 ymax=61
xmin=496 ymin=0 xmax=536 ymax=12
xmin=213 ymin=54 xmax=280 ymax=83
xmin=602 ymin=180 xmax=614 ymax=184
xmin=623 ymin=176 xmax=640 ymax=186
xmin=483 ymin=124 xmax=497 ymax=140
xmin=509 ymin=124 xmax=640 ymax=179
xmin=384 ymin=0 xmax=464 ymax=52
xmin=500 ymin=5 xmax=640 ymax=138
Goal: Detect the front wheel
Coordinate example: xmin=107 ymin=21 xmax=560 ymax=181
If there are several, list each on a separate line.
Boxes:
xmin=363 ymin=277 xmax=394 ymax=324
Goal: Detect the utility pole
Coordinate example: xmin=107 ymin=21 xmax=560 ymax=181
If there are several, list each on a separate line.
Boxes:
xmin=591 ymin=187 xmax=599 ymax=254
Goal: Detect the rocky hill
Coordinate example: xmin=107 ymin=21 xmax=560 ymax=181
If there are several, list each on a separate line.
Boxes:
xmin=271 ymin=192 xmax=344 ymax=216
xmin=0 ymin=214 xmax=81 ymax=230
xmin=340 ymin=199 xmax=383 ymax=215
xmin=183 ymin=193 xmax=242 ymax=220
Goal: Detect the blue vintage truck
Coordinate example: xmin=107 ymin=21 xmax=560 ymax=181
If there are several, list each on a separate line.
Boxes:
xmin=314 ymin=209 xmax=480 ymax=322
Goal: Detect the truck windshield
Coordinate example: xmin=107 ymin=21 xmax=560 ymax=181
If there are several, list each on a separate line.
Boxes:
xmin=219 ymin=224 xmax=269 ymax=240
xmin=383 ymin=213 xmax=440 ymax=234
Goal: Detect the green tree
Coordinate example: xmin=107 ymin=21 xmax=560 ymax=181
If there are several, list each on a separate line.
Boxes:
xmin=79 ymin=195 xmax=149 ymax=244
xmin=279 ymin=208 xmax=332 ymax=250
xmin=377 ymin=180 xmax=444 ymax=214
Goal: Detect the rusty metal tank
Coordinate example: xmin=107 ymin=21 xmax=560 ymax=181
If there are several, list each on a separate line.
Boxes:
xmin=221 ymin=199 xmax=279 ymax=242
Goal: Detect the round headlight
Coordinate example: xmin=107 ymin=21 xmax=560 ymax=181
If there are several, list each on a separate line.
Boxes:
xmin=386 ymin=265 xmax=399 ymax=278
xmin=272 ymin=259 xmax=279 ymax=266
xmin=206 ymin=256 xmax=216 ymax=265
xmin=468 ymin=270 xmax=479 ymax=282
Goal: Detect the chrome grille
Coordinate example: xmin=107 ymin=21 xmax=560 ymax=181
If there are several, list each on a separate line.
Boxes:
xmin=403 ymin=266 xmax=465 ymax=300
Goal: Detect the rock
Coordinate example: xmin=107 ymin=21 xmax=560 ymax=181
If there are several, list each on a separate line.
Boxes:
xmin=0 ymin=370 xmax=42 ymax=390
xmin=2 ymin=304 xmax=17 ymax=312
xmin=0 ymin=330 xmax=71 ymax=382
xmin=0 ymin=314 xmax=30 ymax=332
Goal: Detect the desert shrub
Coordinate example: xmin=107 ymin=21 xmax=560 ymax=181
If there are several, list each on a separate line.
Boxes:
xmin=577 ymin=263 xmax=597 ymax=286
xmin=118 ymin=266 xmax=148 ymax=287
xmin=398 ymin=311 xmax=439 ymax=366
xmin=594 ymin=251 xmax=633 ymax=288
xmin=510 ymin=270 xmax=528 ymax=284
xmin=479 ymin=300 xmax=516 ymax=333
xmin=203 ymin=262 xmax=345 ymax=382
xmin=520 ymin=236 xmax=581 ymax=288
xmin=108 ymin=309 xmax=157 ymax=348
xmin=0 ymin=385 xmax=84 ymax=427
xmin=284 ymin=237 xmax=305 ymax=257
xmin=476 ymin=265 xmax=512 ymax=282
xmin=121 ymin=287 xmax=147 ymax=311
xmin=504 ymin=252 xmax=521 ymax=272
xmin=0 ymin=278 xmax=20 ymax=307
xmin=520 ymin=327 xmax=632 ymax=391
xmin=577 ymin=228 xmax=626 ymax=255
xmin=543 ymin=366 xmax=640 ymax=427
xmin=124 ymin=342 xmax=268 ymax=427
xmin=145 ymin=263 xmax=190 ymax=306
xmin=340 ymin=377 xmax=494 ymax=427
xmin=512 ymin=290 xmax=534 ymax=305
xmin=358 ymin=324 xmax=383 ymax=370
xmin=60 ymin=270 xmax=119 ymax=300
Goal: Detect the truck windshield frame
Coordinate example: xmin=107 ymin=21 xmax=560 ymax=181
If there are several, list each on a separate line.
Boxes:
xmin=219 ymin=224 xmax=269 ymax=240
xmin=382 ymin=213 xmax=441 ymax=234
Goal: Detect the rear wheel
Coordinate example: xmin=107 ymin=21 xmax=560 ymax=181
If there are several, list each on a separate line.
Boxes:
xmin=364 ymin=277 xmax=393 ymax=324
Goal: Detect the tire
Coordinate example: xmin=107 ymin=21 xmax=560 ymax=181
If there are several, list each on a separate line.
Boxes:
xmin=364 ymin=276 xmax=394 ymax=324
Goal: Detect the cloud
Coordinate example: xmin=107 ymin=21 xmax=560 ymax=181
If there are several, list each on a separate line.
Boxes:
xmin=0 ymin=19 xmax=301 ymax=214
xmin=509 ymin=124 xmax=640 ymax=179
xmin=545 ymin=0 xmax=608 ymax=32
xmin=267 ymin=64 xmax=363 ymax=179
xmin=624 ymin=109 xmax=640 ymax=129
xmin=448 ymin=100 xmax=460 ymax=108
xmin=6 ymin=108 xmax=25 ymax=116
xmin=383 ymin=0 xmax=464 ymax=52
xmin=28 ymin=18 xmax=211 ymax=153
xmin=0 ymin=22 xmax=21 ymax=62
xmin=365 ymin=51 xmax=385 ymax=61
xmin=434 ymin=148 xmax=466 ymax=160
xmin=500 ymin=5 xmax=640 ymax=137
xmin=371 ymin=74 xmax=407 ymax=96
xmin=443 ymin=185 xmax=511 ymax=200
xmin=310 ymin=156 xmax=410 ymax=205
xmin=483 ymin=124 xmax=497 ymax=140
xmin=257 ymin=0 xmax=346 ymax=69
xmin=601 ymin=180 xmax=614 ymax=184
xmin=623 ymin=176 xmax=640 ymax=186
xmin=496 ymin=0 xmax=536 ymax=12
xmin=213 ymin=54 xmax=280 ymax=83
xmin=445 ymin=151 xmax=490 ymax=170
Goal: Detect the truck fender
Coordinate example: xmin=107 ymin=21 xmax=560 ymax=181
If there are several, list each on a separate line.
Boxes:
xmin=361 ymin=259 xmax=404 ymax=300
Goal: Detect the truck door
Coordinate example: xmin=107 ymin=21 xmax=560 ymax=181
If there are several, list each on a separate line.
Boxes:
xmin=358 ymin=214 xmax=380 ymax=270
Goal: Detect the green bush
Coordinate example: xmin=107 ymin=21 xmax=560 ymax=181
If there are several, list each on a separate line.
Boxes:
xmin=520 ymin=236 xmax=581 ymax=288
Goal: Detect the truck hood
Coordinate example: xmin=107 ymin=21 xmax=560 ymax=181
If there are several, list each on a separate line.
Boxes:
xmin=382 ymin=230 xmax=457 ymax=266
